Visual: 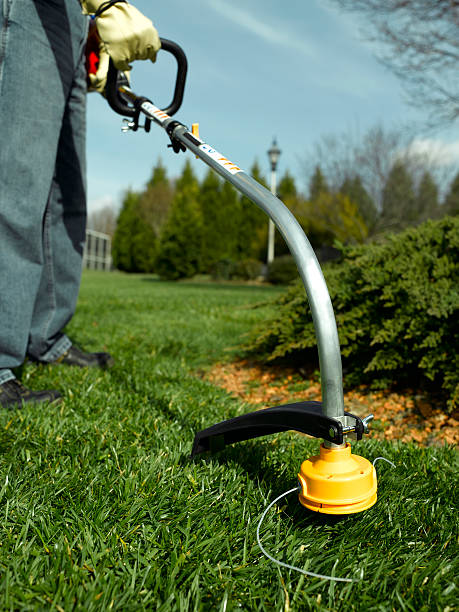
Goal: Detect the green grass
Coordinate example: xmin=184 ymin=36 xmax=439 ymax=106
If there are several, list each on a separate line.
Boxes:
xmin=0 ymin=271 xmax=457 ymax=611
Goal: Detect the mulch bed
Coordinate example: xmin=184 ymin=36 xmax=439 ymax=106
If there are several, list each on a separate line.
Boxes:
xmin=206 ymin=360 xmax=458 ymax=447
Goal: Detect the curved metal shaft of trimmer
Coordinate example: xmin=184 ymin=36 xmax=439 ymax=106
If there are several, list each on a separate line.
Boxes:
xmin=225 ymin=171 xmax=345 ymax=423
xmin=175 ymin=127 xmax=346 ymax=427
xmin=121 ymin=93 xmax=346 ymax=432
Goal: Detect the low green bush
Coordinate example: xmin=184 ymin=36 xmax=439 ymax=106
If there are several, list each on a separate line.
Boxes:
xmin=211 ymin=258 xmax=263 ymax=281
xmin=211 ymin=258 xmax=236 ymax=280
xmin=267 ymin=254 xmax=298 ymax=284
xmin=233 ymin=258 xmax=263 ymax=280
xmin=246 ymin=217 xmax=459 ymax=410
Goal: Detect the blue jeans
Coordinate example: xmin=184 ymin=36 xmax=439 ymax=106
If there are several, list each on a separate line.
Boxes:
xmin=0 ymin=0 xmax=88 ymax=384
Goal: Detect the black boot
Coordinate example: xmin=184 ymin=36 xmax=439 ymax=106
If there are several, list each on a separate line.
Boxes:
xmin=51 ymin=346 xmax=114 ymax=368
xmin=0 ymin=379 xmax=62 ymax=409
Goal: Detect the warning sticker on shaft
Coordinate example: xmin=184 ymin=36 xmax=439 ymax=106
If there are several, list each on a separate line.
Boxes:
xmin=199 ymin=144 xmax=242 ymax=175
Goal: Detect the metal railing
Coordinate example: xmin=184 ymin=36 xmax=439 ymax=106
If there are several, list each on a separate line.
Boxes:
xmin=82 ymin=229 xmax=112 ymax=271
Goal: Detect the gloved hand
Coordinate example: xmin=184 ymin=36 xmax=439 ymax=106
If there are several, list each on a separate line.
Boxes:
xmin=82 ymin=0 xmax=161 ymax=71
xmin=87 ymin=41 xmax=114 ymax=93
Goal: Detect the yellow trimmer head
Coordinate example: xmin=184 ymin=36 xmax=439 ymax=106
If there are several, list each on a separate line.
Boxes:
xmin=298 ymin=443 xmax=377 ymax=514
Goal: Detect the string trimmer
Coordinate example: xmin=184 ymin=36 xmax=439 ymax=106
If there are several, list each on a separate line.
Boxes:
xmin=105 ymin=40 xmax=377 ymax=516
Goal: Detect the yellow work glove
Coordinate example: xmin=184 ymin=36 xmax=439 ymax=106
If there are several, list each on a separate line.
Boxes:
xmin=82 ymin=0 xmax=161 ymax=71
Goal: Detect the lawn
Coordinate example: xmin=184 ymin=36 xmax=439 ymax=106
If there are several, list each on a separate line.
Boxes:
xmin=0 ymin=271 xmax=457 ymax=611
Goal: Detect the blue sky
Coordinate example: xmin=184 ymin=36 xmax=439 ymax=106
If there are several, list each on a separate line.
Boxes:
xmin=86 ymin=0 xmax=459 ymax=213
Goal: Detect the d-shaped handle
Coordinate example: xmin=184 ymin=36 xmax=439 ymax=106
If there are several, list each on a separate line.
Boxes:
xmin=106 ymin=38 xmax=188 ymax=118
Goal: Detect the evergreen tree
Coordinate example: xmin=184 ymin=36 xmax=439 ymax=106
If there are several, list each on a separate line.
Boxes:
xmin=305 ymin=192 xmax=368 ymax=245
xmin=379 ymin=160 xmax=416 ymax=231
xmin=443 ymin=171 xmax=459 ymax=216
xmin=219 ymin=179 xmax=241 ymax=259
xmin=416 ymin=171 xmax=439 ymax=222
xmin=139 ymin=159 xmax=174 ymax=237
xmin=112 ymin=190 xmax=139 ymax=272
xmin=112 ymin=190 xmax=157 ymax=272
xmin=278 ymin=170 xmax=297 ymax=201
xmin=340 ymin=175 xmax=378 ymax=232
xmin=156 ymin=160 xmax=203 ymax=280
xmin=199 ymin=170 xmax=222 ymax=271
xmin=309 ymin=165 xmax=329 ymax=201
xmin=131 ymin=220 xmax=158 ymax=273
xmin=146 ymin=158 xmax=168 ymax=189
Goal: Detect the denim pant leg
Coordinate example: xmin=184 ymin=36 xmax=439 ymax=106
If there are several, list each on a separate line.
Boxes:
xmin=0 ymin=0 xmax=87 ymax=381
xmin=27 ymin=18 xmax=88 ymax=363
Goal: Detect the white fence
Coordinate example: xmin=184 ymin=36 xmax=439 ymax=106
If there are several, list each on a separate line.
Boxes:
xmin=83 ymin=229 xmax=112 ymax=271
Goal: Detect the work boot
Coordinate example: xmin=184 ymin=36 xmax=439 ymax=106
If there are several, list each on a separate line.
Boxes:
xmin=50 ymin=345 xmax=114 ymax=369
xmin=0 ymin=379 xmax=62 ymax=409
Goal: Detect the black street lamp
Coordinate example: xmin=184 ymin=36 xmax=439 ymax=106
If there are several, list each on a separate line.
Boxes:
xmin=268 ymin=138 xmax=281 ymax=173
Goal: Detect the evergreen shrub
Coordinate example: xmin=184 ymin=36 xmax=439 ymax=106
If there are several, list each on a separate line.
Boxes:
xmin=211 ymin=258 xmax=263 ymax=281
xmin=211 ymin=258 xmax=236 ymax=281
xmin=267 ymin=255 xmax=298 ymax=285
xmin=247 ymin=217 xmax=459 ymax=410
xmin=233 ymin=259 xmax=263 ymax=281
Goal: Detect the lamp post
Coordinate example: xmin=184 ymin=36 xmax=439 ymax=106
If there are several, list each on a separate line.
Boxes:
xmin=267 ymin=138 xmax=281 ymax=265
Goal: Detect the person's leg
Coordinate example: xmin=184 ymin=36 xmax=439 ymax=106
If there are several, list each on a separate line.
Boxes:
xmin=0 ymin=0 xmax=71 ymax=375
xmin=0 ymin=0 xmax=87 ymax=404
xmin=27 ymin=107 xmax=114 ymax=368
xmin=26 ymin=0 xmax=88 ymax=362
xmin=24 ymin=0 xmax=113 ymax=369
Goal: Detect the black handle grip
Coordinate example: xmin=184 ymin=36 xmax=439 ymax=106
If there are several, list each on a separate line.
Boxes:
xmin=106 ymin=60 xmax=133 ymax=116
xmin=191 ymin=401 xmax=346 ymax=456
xmin=158 ymin=38 xmax=187 ymax=116
xmin=105 ymin=37 xmax=188 ymax=118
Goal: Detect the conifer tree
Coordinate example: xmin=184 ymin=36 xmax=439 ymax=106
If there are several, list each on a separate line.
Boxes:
xmin=309 ymin=165 xmax=329 ymax=201
xmin=199 ymin=169 xmax=222 ymax=271
xmin=379 ymin=160 xmax=416 ymax=231
xmin=139 ymin=159 xmax=174 ymax=237
xmin=112 ymin=190 xmax=158 ymax=272
xmin=156 ymin=160 xmax=203 ymax=280
xmin=146 ymin=158 xmax=168 ymax=189
xmin=305 ymin=192 xmax=368 ymax=245
xmin=219 ymin=179 xmax=240 ymax=259
xmin=416 ymin=171 xmax=439 ymax=223
xmin=112 ymin=190 xmax=139 ymax=272
xmin=130 ymin=218 xmax=158 ymax=273
xmin=112 ymin=190 xmax=157 ymax=272
xmin=443 ymin=171 xmax=459 ymax=216
xmin=340 ymin=175 xmax=378 ymax=232
xmin=278 ymin=170 xmax=297 ymax=202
